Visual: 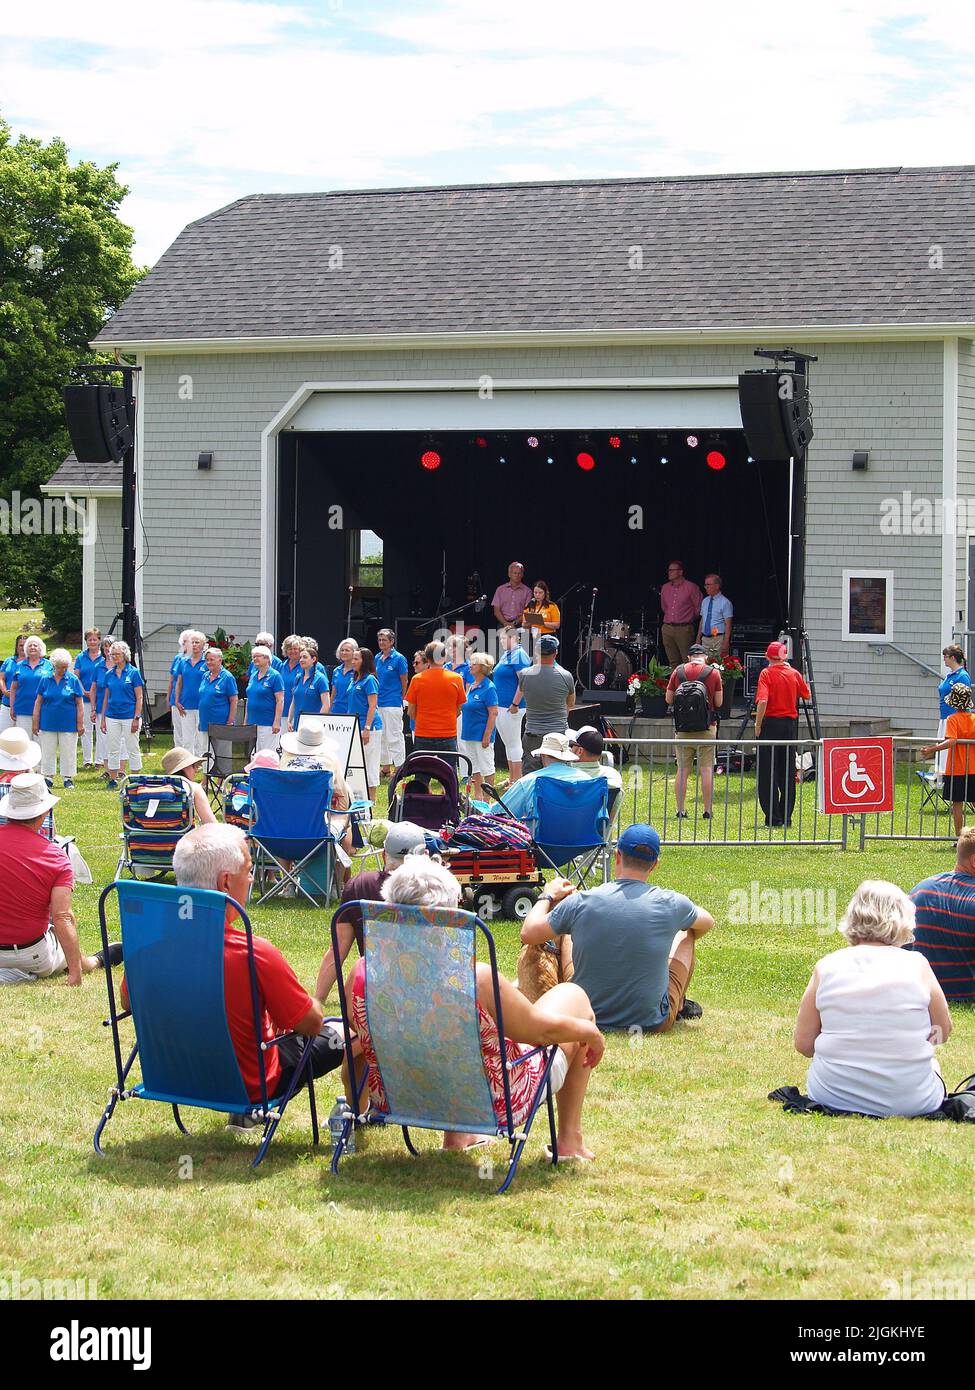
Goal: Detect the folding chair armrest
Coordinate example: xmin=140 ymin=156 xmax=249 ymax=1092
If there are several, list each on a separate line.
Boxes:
xmin=261 ymin=1017 xmax=348 ymax=1050
xmin=102 ymin=1011 xmax=132 ymax=1026
xmin=507 ymin=1044 xmax=547 ymax=1069
xmin=481 ymin=782 xmax=520 ymax=819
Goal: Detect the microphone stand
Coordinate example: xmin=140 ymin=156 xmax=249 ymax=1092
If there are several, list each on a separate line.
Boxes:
xmin=587 ymin=587 xmax=598 ymax=689
xmin=412 ymin=594 xmax=486 ymax=636
xmin=345 ymin=585 xmax=354 ymax=637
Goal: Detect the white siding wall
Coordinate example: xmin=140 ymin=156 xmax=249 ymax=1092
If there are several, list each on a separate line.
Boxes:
xmin=139 ymin=340 xmax=945 ymax=729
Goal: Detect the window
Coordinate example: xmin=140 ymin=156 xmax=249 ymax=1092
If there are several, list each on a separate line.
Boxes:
xmin=842 ymin=570 xmax=893 ymax=642
xmin=351 ymin=530 xmax=383 ymax=589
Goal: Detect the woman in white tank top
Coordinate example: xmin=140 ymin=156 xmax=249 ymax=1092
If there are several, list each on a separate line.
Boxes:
xmin=795 ymin=880 xmax=952 ymax=1117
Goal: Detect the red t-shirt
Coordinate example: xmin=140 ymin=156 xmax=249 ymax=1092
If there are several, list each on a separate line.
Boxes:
xmin=756 ymin=662 xmax=811 ymax=719
xmin=666 ymin=661 xmax=723 ymax=723
xmin=406 ymin=667 xmax=466 ymax=738
xmin=0 ymin=822 xmax=73 ymax=944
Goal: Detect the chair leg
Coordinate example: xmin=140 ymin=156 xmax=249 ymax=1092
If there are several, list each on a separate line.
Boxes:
xmin=546 ymin=1084 xmax=558 ymax=1165
xmin=308 ymin=1076 xmax=320 ymax=1147
xmin=93 ymin=1091 xmax=121 ymax=1157
xmin=252 ymin=1114 xmax=281 ymax=1169
xmin=329 ymin=1114 xmax=354 ymax=1173
xmin=496 ymin=1137 xmax=528 ymax=1195
xmin=402 ymin=1125 xmax=420 ymax=1156
xmin=172 ymin=1104 xmax=189 ymax=1135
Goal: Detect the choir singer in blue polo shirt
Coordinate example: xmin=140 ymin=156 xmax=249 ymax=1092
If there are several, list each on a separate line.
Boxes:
xmin=375 ymin=628 xmax=408 ymax=777
xmin=197 ymin=647 xmax=239 ymax=746
xmin=244 ymin=645 xmax=285 ymax=752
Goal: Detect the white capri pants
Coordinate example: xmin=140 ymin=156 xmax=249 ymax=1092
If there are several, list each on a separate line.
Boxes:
xmin=255 ymin=725 xmax=280 ymax=754
xmin=363 ymin=728 xmax=382 ymax=790
xmin=39 ymin=730 xmax=78 ymax=780
xmin=461 ymin=738 xmax=496 ymax=778
xmin=0 ymin=705 xmax=13 ymax=733
xmin=378 ymin=706 xmax=406 ymax=767
xmin=105 ymin=717 xmax=143 ymax=772
xmin=80 ymin=704 xmax=95 ymax=764
xmin=495 ymin=708 xmax=525 ymax=764
xmin=94 ymin=712 xmax=108 ymax=764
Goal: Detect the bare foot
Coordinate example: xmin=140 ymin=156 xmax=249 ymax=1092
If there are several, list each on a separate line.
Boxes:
xmin=442 ymin=1132 xmax=482 ymax=1150
xmin=555 ymin=1134 xmax=595 ymax=1161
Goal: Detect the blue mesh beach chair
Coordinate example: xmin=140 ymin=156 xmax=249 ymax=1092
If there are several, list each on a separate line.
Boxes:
xmin=486 ymin=775 xmax=609 ymax=886
xmin=93 ymin=880 xmax=329 ymax=1169
xmin=249 ymin=767 xmax=336 ymax=905
xmin=116 ymin=774 xmax=194 ymax=879
xmin=329 ymin=901 xmax=559 ymax=1194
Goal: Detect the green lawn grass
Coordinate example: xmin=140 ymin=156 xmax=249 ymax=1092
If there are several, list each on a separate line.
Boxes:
xmin=2 ymin=623 xmax=974 ymax=1299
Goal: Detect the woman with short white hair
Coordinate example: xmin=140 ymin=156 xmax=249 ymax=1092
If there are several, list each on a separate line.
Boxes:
xmin=100 ymin=640 xmax=144 ymax=788
xmin=173 ymin=630 xmax=207 ymax=759
xmin=9 ymin=636 xmax=51 ymax=734
xmin=346 ymin=853 xmax=605 ymax=1161
xmin=795 ymin=879 xmax=952 ymax=1117
xmin=244 ymin=645 xmax=285 ymax=752
xmin=168 ymin=630 xmax=193 ymax=748
xmin=32 ymin=648 xmax=85 ymax=788
xmin=197 ymin=646 xmax=238 ymax=752
xmin=330 ymin=638 xmax=359 ymax=715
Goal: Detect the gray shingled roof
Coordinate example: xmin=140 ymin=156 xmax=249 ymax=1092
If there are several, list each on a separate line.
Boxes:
xmin=96 ymin=166 xmax=975 ymax=344
xmin=43 ymin=454 xmax=121 ymax=491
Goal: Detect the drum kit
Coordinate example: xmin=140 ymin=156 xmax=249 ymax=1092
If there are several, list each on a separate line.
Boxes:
xmin=577 ymin=616 xmax=655 ymax=689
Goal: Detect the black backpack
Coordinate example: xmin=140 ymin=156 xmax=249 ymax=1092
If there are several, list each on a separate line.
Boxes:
xmin=672 ymin=663 xmax=714 ymax=733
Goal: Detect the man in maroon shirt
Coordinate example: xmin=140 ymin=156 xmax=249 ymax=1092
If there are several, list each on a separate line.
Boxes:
xmin=754 ymin=642 xmax=811 ymax=827
xmin=665 ymin=644 xmax=723 ymax=819
xmin=0 ymin=772 xmax=118 ymax=986
xmin=660 ymin=560 xmax=703 ymax=666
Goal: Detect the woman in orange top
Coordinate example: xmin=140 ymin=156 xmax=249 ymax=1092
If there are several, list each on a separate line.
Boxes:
xmin=521 ymin=580 xmax=560 ymax=637
xmin=922 ymin=683 xmax=975 ymax=833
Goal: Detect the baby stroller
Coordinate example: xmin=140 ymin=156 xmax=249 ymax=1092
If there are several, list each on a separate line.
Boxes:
xmin=386 ymin=752 xmax=472 ymax=832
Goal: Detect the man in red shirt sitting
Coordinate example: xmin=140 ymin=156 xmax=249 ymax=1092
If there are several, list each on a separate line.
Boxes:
xmin=123 ymin=823 xmax=344 ymax=1131
xmin=754 ymin=642 xmax=811 ymax=828
xmin=0 ymin=772 xmax=119 ymax=985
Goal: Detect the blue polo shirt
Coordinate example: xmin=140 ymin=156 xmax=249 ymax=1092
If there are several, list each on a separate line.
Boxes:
xmin=73 ymin=650 xmax=101 ymax=706
xmin=493 ymin=647 xmax=531 ymax=709
xmin=1 ymin=656 xmax=17 ymax=709
xmin=939 ymin=669 xmax=972 ymax=720
xmin=198 ymin=669 xmax=238 ymax=732
xmin=461 ymin=678 xmax=499 ymax=743
xmin=245 ymin=667 xmax=285 ymax=726
xmin=376 ymin=648 xmax=408 ymax=706
xmin=37 ymin=671 xmax=85 ymax=732
xmin=447 ymin=660 xmax=473 ymax=689
xmin=10 ymin=658 xmax=53 ymax=717
xmin=104 ymin=664 xmax=144 ymax=720
xmin=349 ymin=673 xmax=382 ymax=731
xmin=291 ymin=669 xmax=330 ymax=722
xmin=177 ymin=655 xmax=207 ymax=711
xmin=279 ymin=658 xmax=302 ymax=712
xmin=92 ymin=656 xmax=110 ymax=706
xmin=168 ymin=653 xmax=185 ymax=707
xmin=247 ymin=654 xmax=284 ymax=679
xmin=330 ymin=665 xmax=355 ymax=715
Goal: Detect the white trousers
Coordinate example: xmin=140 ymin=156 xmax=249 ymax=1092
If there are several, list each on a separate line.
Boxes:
xmin=378 ymin=706 xmax=406 ymax=767
xmin=94 ymin=716 xmax=108 ymax=764
xmin=495 ymin=708 xmax=525 ymax=764
xmin=255 ymin=725 xmax=280 ymax=754
xmin=105 ymin=717 xmax=143 ymax=773
xmin=0 ymin=927 xmax=67 ymax=985
xmin=180 ymin=709 xmax=204 ymax=757
xmin=0 ymin=705 xmax=12 ymax=733
xmin=39 ymin=730 xmax=78 ymax=780
xmin=171 ymin=704 xmax=186 ymax=750
xmin=80 ymin=706 xmax=95 ymax=764
xmin=363 ymin=730 xmax=382 ymax=790
xmin=14 ymin=715 xmax=34 ymax=735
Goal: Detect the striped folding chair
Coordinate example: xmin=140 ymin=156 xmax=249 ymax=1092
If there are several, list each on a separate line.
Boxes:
xmin=116 ymin=775 xmax=194 ymax=879
xmin=329 ymin=900 xmax=559 ymax=1194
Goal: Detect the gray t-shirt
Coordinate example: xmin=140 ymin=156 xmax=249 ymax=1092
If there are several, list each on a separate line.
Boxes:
xmin=518 ymin=662 xmax=574 ymax=734
xmin=549 ymin=879 xmax=700 ymax=1030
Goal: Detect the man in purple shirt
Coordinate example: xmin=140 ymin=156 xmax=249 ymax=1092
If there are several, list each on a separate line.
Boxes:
xmin=491 ymin=560 xmax=532 ymax=629
xmin=660 ymin=560 xmax=702 ymax=666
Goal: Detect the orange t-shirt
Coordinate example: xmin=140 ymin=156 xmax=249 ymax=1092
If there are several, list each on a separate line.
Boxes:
xmin=406 ymin=667 xmax=466 ymax=737
xmin=946 ymin=711 xmax=975 ymax=776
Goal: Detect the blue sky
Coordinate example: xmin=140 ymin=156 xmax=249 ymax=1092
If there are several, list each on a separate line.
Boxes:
xmin=3 ymin=0 xmax=974 ymax=264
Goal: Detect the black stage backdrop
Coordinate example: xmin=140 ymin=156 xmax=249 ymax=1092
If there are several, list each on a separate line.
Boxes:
xmin=278 ymin=429 xmax=788 ymax=670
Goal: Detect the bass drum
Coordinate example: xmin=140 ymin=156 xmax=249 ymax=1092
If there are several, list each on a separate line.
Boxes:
xmin=577 ymin=636 xmax=633 ymax=689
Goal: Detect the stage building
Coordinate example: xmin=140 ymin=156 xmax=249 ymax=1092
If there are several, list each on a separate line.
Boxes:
xmin=54 ymin=166 xmax=975 ymax=732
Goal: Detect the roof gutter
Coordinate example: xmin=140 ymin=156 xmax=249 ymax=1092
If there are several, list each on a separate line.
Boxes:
xmin=91 ymin=321 xmax=975 ymax=356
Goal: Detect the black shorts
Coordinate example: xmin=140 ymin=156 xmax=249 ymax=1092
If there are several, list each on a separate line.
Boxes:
xmin=941 ymin=774 xmax=975 ymax=804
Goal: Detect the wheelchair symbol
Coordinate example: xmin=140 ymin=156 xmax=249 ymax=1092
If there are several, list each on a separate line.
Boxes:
xmin=840 ymin=752 xmax=876 ymax=800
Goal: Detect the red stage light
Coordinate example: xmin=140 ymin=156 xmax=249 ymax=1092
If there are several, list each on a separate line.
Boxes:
xmin=475 ymin=436 xmax=487 ymax=448
xmin=576 ymin=451 xmax=595 ymax=471
xmin=608 ymin=435 xmax=621 ymax=448
xmin=421 ymin=450 xmax=442 ymax=470
xmin=706 ymin=451 xmax=726 ymax=470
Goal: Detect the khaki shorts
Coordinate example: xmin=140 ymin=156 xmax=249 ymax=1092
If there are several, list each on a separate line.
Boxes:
xmin=650 ymin=954 xmax=693 ymax=1034
xmin=675 ymin=726 xmax=716 ymax=770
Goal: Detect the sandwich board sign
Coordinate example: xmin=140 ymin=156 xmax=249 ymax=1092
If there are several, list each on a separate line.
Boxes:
xmin=297 ymin=713 xmax=369 ymax=802
xmin=819 ymin=737 xmax=894 ymax=815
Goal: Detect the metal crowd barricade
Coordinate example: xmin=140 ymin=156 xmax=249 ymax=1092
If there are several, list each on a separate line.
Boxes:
xmin=600 ymin=734 xmax=971 ymax=858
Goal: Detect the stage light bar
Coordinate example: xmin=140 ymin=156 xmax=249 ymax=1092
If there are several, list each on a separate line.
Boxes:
xmin=576 ymin=451 xmax=595 ymax=471
xmin=706 ymin=450 xmax=726 ymax=470
xmin=421 ymin=449 xmax=442 ymax=470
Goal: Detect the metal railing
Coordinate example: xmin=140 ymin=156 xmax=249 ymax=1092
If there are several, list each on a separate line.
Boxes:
xmin=601 ymin=735 xmax=963 ymax=850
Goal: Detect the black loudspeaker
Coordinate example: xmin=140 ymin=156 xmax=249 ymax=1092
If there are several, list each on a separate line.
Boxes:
xmin=737 ymin=370 xmax=813 ymax=460
xmin=62 ymin=384 xmax=132 ymax=463
xmin=580 ymin=689 xmax=629 ymax=714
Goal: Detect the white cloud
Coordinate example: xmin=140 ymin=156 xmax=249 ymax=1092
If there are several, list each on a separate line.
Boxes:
xmin=3 ymin=0 xmax=974 ymax=264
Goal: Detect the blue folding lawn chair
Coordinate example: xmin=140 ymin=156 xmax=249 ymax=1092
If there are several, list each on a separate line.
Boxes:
xmin=487 ymin=775 xmax=609 ymax=886
xmin=329 ymin=900 xmax=559 ymax=1195
xmin=93 ymin=880 xmax=328 ymax=1169
xmin=248 ymin=766 xmax=337 ymax=905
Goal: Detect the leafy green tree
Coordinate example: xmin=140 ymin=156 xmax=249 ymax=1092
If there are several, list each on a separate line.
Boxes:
xmin=0 ymin=116 xmax=142 ymax=628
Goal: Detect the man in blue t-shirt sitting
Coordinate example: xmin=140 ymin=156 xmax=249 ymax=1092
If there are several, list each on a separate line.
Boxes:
xmin=520 ymin=823 xmax=714 ymax=1032
xmin=909 ymin=826 xmax=975 ymax=1002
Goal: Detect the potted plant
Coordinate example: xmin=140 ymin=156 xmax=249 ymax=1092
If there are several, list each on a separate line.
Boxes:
xmin=627 ymin=658 xmax=672 ymax=717
xmin=208 ymin=627 xmax=253 ymax=697
xmin=711 ymin=652 xmax=744 ymax=710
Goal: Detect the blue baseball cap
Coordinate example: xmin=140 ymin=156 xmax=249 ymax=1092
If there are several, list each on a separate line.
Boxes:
xmin=539 ymin=634 xmax=560 ymax=654
xmin=618 ymin=823 xmax=661 ymax=863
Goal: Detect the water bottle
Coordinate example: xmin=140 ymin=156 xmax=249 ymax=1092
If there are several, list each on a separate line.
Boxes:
xmin=328 ymin=1097 xmax=354 ymax=1155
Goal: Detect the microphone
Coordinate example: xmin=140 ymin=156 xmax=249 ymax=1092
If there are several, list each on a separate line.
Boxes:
xmin=478 ymin=594 xmax=487 ymax=604
xmin=592 ymin=587 xmax=598 ymax=596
